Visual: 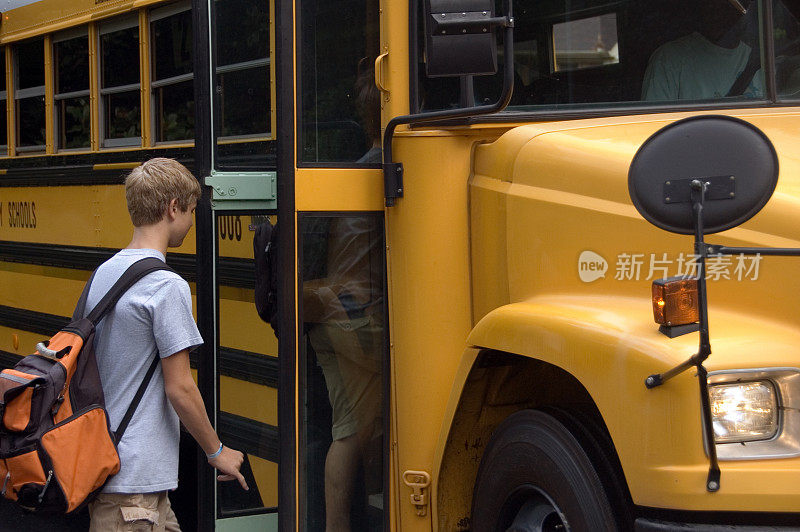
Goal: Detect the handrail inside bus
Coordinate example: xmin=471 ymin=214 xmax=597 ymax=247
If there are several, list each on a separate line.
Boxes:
xmin=381 ymin=1 xmax=515 ymax=207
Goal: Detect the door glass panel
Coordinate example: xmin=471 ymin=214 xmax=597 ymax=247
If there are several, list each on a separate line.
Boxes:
xmin=216 ymin=213 xmax=279 ymax=520
xmin=299 ymin=0 xmax=380 ymax=164
xmin=151 ymin=5 xmax=195 ymax=143
xmin=299 ymin=213 xmax=386 ymax=530
xmin=212 ymin=0 xmax=274 ymax=170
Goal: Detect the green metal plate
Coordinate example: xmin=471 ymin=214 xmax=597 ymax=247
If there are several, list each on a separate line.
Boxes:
xmin=205 ymin=171 xmax=277 ymax=211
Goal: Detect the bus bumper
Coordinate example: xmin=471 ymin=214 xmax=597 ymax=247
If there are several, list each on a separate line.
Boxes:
xmin=635 ymin=518 xmax=800 ymax=531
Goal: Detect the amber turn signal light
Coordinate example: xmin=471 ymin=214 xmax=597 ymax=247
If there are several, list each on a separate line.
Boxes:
xmin=652 ymin=276 xmax=699 ymax=326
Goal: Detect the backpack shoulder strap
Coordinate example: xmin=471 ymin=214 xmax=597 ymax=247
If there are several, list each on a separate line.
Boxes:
xmin=115 ymin=353 xmax=161 ymax=442
xmin=72 ymin=269 xmax=98 ymax=321
xmin=86 ymin=257 xmax=175 ymax=325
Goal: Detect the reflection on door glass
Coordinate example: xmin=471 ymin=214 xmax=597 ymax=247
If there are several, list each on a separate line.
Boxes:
xmin=216 ymin=214 xmax=279 ymax=517
xmin=299 ymin=0 xmax=381 ymax=164
xmin=553 ymin=14 xmax=618 ymax=72
xmin=300 ymin=214 xmax=386 ymax=530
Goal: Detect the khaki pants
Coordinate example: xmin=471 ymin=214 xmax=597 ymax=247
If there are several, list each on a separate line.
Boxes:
xmin=88 ymin=492 xmax=180 ymax=532
xmin=308 ymin=317 xmax=382 ymax=442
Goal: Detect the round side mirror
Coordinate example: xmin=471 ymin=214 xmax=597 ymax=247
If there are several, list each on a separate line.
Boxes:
xmin=628 ymin=115 xmax=778 ymax=235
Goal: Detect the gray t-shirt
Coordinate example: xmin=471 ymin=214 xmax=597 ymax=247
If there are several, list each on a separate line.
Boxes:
xmin=85 ymin=248 xmax=203 ymax=493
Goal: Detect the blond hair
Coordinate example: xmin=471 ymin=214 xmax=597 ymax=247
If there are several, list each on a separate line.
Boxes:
xmin=125 ymin=158 xmax=201 ymax=226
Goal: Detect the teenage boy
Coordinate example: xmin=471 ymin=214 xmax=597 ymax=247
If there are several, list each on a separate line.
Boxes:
xmin=85 ymin=158 xmax=247 ymax=531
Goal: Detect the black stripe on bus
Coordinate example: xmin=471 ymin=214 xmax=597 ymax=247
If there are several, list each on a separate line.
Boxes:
xmin=0 ymin=350 xmax=278 ymax=464
xmin=0 ymin=149 xmax=194 ymax=187
xmin=0 ymin=304 xmax=69 ymax=336
xmin=0 ymin=148 xmax=194 ymax=170
xmin=0 ymin=241 xmax=255 ymax=288
xmin=0 ymin=308 xmax=277 ymax=389
xmin=0 ymin=349 xmax=21 ymax=370
xmin=218 ymin=411 xmax=279 ymax=463
xmin=216 ymin=347 xmax=278 ymax=389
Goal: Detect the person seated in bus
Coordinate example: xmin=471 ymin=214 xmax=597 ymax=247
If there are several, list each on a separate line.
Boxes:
xmin=86 ymin=158 xmax=248 ymax=531
xmin=642 ymin=0 xmax=763 ymax=100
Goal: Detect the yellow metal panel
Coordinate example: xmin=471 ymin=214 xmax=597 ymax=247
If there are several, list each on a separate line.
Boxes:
xmin=294 ymin=168 xmax=384 ymax=211
xmin=218 ymin=294 xmax=278 ymax=357
xmin=139 ymin=8 xmax=151 ymax=148
xmin=44 ymin=35 xmax=54 ymax=154
xmin=0 ymin=327 xmax=41 ymax=358
xmin=216 ymin=214 xmax=265 ymax=259
xmin=93 ymin=162 xmax=141 ymax=170
xmin=381 ymin=0 xmax=409 ymax=121
xmin=89 ymin=22 xmax=99 ymax=151
xmin=0 ymin=185 xmax=197 ymax=254
xmin=220 ymin=378 xmax=278 ymax=427
xmin=469 ymin=175 xmax=510 ymax=324
xmin=385 ymin=134 xmax=478 ymax=531
xmin=0 ymin=264 xmax=89 ymax=316
xmin=0 ymin=0 xmax=166 ymax=44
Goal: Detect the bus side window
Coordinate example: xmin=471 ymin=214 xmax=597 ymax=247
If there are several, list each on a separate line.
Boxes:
xmin=100 ymin=16 xmax=141 ymax=148
xmin=0 ymin=48 xmax=7 ymax=155
xmin=54 ymin=30 xmax=91 ymax=150
xmin=15 ymin=39 xmax=46 ymax=152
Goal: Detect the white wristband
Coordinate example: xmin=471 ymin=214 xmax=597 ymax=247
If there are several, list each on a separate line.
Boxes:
xmin=207 ymin=442 xmax=223 ymax=460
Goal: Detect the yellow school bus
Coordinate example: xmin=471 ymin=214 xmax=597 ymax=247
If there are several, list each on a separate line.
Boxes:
xmin=1 ymin=0 xmax=800 ymax=530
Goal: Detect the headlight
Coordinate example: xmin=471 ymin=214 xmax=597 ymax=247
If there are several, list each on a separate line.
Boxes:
xmin=708 ymin=368 xmax=800 ymax=460
xmin=709 ymin=381 xmax=778 ymax=443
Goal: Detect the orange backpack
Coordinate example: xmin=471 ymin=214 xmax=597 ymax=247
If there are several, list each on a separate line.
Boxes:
xmin=0 ymin=257 xmax=172 ymax=514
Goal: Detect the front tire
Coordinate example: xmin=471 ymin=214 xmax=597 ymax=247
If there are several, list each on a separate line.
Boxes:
xmin=471 ymin=409 xmax=617 ymax=532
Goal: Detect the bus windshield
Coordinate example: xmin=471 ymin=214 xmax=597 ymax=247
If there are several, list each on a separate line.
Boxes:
xmin=417 ymin=0 xmax=800 ymax=112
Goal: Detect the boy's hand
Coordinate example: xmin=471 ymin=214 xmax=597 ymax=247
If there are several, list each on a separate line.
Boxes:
xmin=209 ymin=446 xmax=249 ymax=490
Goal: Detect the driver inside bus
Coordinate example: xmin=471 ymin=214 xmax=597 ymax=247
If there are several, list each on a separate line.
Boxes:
xmin=642 ymin=0 xmax=763 ymax=100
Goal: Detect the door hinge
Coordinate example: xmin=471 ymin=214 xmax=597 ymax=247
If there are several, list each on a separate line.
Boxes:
xmin=402 ymin=470 xmax=431 ymax=517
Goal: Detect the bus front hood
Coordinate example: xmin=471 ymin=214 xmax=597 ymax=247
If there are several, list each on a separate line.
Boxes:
xmin=470 ymin=107 xmax=800 ymax=334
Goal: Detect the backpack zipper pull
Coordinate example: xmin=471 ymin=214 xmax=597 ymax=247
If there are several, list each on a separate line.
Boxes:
xmin=37 ymin=470 xmax=53 ymax=504
xmin=51 ymin=395 xmax=65 ymax=417
xmin=1 ymin=470 xmax=10 ymax=497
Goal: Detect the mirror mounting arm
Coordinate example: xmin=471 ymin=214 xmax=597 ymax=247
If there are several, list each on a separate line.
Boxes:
xmin=646 ymin=180 xmax=721 ymax=492
xmin=382 ymin=2 xmax=514 ymax=207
